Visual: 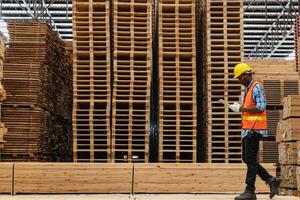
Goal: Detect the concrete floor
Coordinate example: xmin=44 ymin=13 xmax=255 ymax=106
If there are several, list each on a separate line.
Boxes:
xmin=0 ymin=194 xmax=299 ymax=200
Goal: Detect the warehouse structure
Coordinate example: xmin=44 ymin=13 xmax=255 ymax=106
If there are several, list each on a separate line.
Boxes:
xmin=0 ymin=0 xmax=300 ymax=198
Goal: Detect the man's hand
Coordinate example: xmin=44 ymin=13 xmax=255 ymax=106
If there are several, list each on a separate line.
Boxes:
xmin=229 ymin=102 xmax=241 ymax=112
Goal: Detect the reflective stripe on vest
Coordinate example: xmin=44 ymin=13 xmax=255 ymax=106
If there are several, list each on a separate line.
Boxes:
xmin=241 ymin=80 xmax=267 ymax=130
xmin=242 ymin=116 xmax=267 ymax=121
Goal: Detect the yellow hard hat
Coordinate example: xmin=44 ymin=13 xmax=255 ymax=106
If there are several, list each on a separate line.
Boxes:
xmin=233 ymin=63 xmax=252 ymax=79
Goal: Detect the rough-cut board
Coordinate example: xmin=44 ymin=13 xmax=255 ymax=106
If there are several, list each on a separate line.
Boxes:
xmin=278 ymin=142 xmax=297 ymax=165
xmin=283 ymin=95 xmax=300 ymax=119
xmin=133 ymin=163 xmax=276 ymax=193
xmin=276 ymin=118 xmax=300 ymax=142
xmin=0 ymin=163 xmax=13 ymax=194
xmin=14 ymin=163 xmax=132 ymax=194
xmin=281 ymin=165 xmax=297 ymax=189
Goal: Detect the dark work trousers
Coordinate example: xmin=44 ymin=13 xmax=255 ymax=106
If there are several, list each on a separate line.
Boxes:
xmin=242 ymin=131 xmax=272 ymax=192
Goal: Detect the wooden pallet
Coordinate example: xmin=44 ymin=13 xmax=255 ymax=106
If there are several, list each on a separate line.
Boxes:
xmin=72 ymin=101 xmax=111 ymax=162
xmin=158 ymin=0 xmax=197 ymax=162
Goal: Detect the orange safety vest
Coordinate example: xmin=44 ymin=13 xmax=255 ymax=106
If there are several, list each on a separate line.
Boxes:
xmin=242 ymin=80 xmax=267 ymax=130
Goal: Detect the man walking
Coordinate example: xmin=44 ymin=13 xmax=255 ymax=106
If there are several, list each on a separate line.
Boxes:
xmin=228 ymin=63 xmax=280 ymax=200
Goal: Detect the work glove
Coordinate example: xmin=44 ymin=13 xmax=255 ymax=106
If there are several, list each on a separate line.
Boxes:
xmin=229 ymin=102 xmax=240 ymax=112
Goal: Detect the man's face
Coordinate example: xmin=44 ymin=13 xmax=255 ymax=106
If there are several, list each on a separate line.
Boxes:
xmin=237 ymin=73 xmax=249 ymax=86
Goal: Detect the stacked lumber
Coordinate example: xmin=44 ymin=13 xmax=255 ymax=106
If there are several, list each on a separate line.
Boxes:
xmin=134 ymin=163 xmax=275 ymax=193
xmin=1 ymin=21 xmax=72 ymax=161
xmin=245 ymin=59 xmax=300 ymax=163
xmin=245 ymin=60 xmax=299 ymax=106
xmin=111 ymin=0 xmax=151 ymax=162
xmin=72 ymin=0 xmax=111 ymax=162
xmin=13 ymin=163 xmax=132 ymax=194
xmin=0 ymin=32 xmax=7 ymax=152
xmin=201 ymin=0 xmax=244 ymax=163
xmin=276 ymin=95 xmax=300 ymax=196
xmin=0 ymin=163 xmax=275 ymax=194
xmin=158 ymin=0 xmax=197 ymax=162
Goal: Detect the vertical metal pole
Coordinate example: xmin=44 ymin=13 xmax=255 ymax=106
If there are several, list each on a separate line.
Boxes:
xmin=34 ymin=0 xmax=37 ymax=19
xmin=66 ymin=0 xmax=68 ymax=19
xmin=298 ymin=0 xmax=300 ymax=15
xmin=0 ymin=0 xmax=2 ymax=19
xmin=265 ymin=0 xmax=267 ymax=22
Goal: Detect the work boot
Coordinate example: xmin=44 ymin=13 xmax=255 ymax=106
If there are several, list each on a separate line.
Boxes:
xmin=234 ymin=190 xmax=257 ymax=200
xmin=267 ymin=177 xmax=281 ymax=199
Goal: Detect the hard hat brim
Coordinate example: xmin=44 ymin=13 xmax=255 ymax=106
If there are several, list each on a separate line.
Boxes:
xmin=233 ymin=70 xmax=252 ymax=79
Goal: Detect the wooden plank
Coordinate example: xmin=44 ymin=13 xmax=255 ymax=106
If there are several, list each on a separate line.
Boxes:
xmin=14 ymin=163 xmax=132 ymax=193
xmin=283 ymin=95 xmax=300 ymax=119
xmin=276 ymin=118 xmax=300 ymax=142
xmin=134 ymin=163 xmax=276 ymax=193
xmin=0 ymin=163 xmax=13 ymax=194
xmin=280 ymin=165 xmax=297 ymax=189
xmin=278 ymin=142 xmax=297 ymax=165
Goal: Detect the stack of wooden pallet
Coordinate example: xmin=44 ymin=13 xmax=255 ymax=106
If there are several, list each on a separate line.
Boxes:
xmin=111 ymin=0 xmax=151 ymax=162
xmin=276 ymin=95 xmax=300 ymax=196
xmin=201 ymin=0 xmax=243 ymax=163
xmin=72 ymin=0 xmax=111 ymax=162
xmin=1 ymin=21 xmax=72 ymax=161
xmin=0 ymin=32 xmax=7 ymax=151
xmin=158 ymin=0 xmax=197 ymax=162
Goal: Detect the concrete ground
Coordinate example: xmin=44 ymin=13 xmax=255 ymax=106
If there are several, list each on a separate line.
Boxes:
xmin=0 ymin=194 xmax=299 ymax=200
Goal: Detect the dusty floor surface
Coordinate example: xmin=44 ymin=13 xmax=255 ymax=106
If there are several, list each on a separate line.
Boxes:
xmin=0 ymin=194 xmax=299 ymax=200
